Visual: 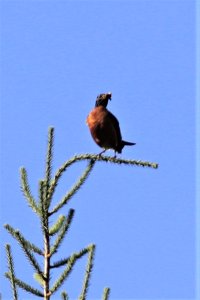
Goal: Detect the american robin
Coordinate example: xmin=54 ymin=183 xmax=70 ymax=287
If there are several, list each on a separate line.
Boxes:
xmin=86 ymin=92 xmax=136 ymax=156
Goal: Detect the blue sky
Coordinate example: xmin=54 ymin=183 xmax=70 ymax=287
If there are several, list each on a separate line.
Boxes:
xmin=0 ymin=1 xmax=196 ymax=299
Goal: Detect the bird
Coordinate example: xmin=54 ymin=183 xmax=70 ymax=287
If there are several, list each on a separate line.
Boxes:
xmin=86 ymin=92 xmax=136 ymax=156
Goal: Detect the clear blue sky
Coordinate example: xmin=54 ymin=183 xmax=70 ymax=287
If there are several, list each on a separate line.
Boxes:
xmin=1 ymin=1 xmax=196 ymax=299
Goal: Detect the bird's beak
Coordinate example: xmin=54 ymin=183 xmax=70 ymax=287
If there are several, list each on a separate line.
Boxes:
xmin=108 ymin=92 xmax=112 ymax=100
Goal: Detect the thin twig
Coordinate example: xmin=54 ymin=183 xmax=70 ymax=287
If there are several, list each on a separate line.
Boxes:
xmin=5 ymin=245 xmax=18 ymax=300
xmin=78 ymin=244 xmax=95 ymax=300
xmin=5 ymin=272 xmax=43 ymax=297
xmin=102 ymin=288 xmax=110 ymax=300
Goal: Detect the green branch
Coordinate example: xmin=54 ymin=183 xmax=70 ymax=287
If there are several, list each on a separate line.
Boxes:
xmin=45 ymin=127 xmax=54 ymax=208
xmin=50 ymin=253 xmax=77 ymax=295
xmin=50 ymin=245 xmax=91 ymax=269
xmin=48 ymin=153 xmax=157 ymax=215
xmin=38 ymin=180 xmax=48 ymax=235
xmin=49 ymin=215 xmax=66 ymax=236
xmin=61 ymin=291 xmax=69 ymax=300
xmin=79 ymin=244 xmax=95 ymax=300
xmin=20 ymin=167 xmax=40 ymax=214
xmin=50 ymin=244 xmax=96 ymax=295
xmin=49 ymin=159 xmax=95 ymax=215
xmin=102 ymin=288 xmax=110 ymax=300
xmin=4 ymin=224 xmax=43 ymax=256
xmin=51 ymin=154 xmax=158 ymax=193
xmin=5 ymin=272 xmax=43 ymax=297
xmin=34 ymin=273 xmax=45 ymax=287
xmin=50 ymin=209 xmax=75 ymax=256
xmin=4 ymin=225 xmax=43 ymax=277
xmin=5 ymin=244 xmax=18 ymax=300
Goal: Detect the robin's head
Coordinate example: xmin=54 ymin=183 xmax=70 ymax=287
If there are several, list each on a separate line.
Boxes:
xmin=95 ymin=92 xmax=112 ymax=108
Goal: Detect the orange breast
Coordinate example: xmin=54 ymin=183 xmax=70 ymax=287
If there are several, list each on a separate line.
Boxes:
xmin=87 ymin=106 xmax=120 ymax=150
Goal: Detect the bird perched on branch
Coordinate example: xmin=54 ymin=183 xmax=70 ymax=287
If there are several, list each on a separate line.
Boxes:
xmin=86 ymin=92 xmax=136 ymax=156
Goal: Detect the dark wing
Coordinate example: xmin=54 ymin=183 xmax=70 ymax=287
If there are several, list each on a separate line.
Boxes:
xmin=106 ymin=110 xmax=122 ymax=146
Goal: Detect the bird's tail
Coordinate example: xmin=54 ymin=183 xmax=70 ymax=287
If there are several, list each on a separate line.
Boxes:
xmin=116 ymin=140 xmax=136 ymax=153
xmin=122 ymin=140 xmax=136 ymax=146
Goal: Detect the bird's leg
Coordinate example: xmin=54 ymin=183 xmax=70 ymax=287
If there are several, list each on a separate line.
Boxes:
xmin=98 ymin=149 xmax=106 ymax=156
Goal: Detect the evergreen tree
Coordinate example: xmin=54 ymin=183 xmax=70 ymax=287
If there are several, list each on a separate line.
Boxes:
xmin=4 ymin=127 xmax=158 ymax=299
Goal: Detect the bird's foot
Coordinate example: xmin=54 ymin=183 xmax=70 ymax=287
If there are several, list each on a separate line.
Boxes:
xmin=98 ymin=149 xmax=106 ymax=157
